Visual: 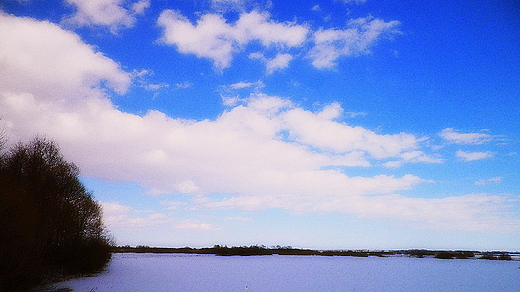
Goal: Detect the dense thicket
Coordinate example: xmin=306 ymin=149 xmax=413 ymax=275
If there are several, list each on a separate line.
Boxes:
xmin=0 ymin=138 xmax=112 ymax=291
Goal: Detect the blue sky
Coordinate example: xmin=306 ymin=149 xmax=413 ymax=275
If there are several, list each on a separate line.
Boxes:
xmin=1 ymin=0 xmax=519 ymax=251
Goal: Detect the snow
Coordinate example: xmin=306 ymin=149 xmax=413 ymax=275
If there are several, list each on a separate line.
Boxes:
xmin=56 ymin=253 xmax=520 ymax=291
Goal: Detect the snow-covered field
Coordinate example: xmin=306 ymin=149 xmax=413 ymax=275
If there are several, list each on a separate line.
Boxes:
xmin=56 ymin=253 xmax=520 ymax=291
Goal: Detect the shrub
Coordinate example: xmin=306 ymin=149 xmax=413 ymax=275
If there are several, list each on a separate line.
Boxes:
xmin=434 ymin=251 xmax=455 ymax=259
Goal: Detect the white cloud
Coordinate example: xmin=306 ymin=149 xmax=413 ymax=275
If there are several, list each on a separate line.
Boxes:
xmin=354 ymin=194 xmax=520 ymax=232
xmin=211 ymin=0 xmax=245 ymax=5
xmin=308 ymin=16 xmax=401 ymax=69
xmin=317 ymin=102 xmax=343 ymax=120
xmin=157 ymin=10 xmax=308 ymax=69
xmin=174 ymin=220 xmax=219 ymax=230
xmin=102 ymin=202 xmax=218 ymax=230
xmin=231 ymin=81 xmax=253 ymax=89
xmin=475 ymin=177 xmax=502 ymax=186
xmin=1 ymin=13 xmax=517 ymax=233
xmin=281 ymin=105 xmax=421 ymax=159
xmin=383 ymin=151 xmax=444 ymax=168
xmin=146 ymin=83 xmax=170 ymax=91
xmin=174 ymin=82 xmax=192 ymax=89
xmin=132 ymin=69 xmax=172 ymax=93
xmin=157 ymin=10 xmax=234 ymax=69
xmin=266 ymin=53 xmax=293 ymax=74
xmin=440 ymin=128 xmax=493 ymax=145
xmin=234 ymin=11 xmax=308 ymax=47
xmin=456 ymin=150 xmax=494 ymax=162
xmin=132 ymin=0 xmax=150 ymax=15
xmin=0 ymin=13 xmax=131 ymax=101
xmin=219 ymin=80 xmax=265 ymax=106
xmin=62 ymin=0 xmax=148 ymax=31
xmin=344 ymin=111 xmax=367 ymax=118
xmin=194 ymin=191 xmax=520 ymax=232
xmin=102 ymin=202 xmax=169 ymax=228
xmin=220 ymin=94 xmax=242 ymax=106
xmin=157 ymin=10 xmax=401 ymax=71
xmin=230 ymin=81 xmax=260 ymax=89
xmin=250 ymin=52 xmax=294 ymax=74
xmin=160 ymin=200 xmax=187 ymax=210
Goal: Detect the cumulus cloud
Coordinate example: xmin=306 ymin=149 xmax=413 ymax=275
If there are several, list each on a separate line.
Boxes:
xmin=62 ymin=0 xmax=149 ymax=31
xmin=440 ymin=128 xmax=493 ymax=145
xmin=158 ymin=10 xmax=308 ymax=69
xmin=281 ymin=104 xmax=421 ymax=159
xmin=266 ymin=53 xmax=293 ymax=74
xmin=456 ymin=150 xmax=494 ymax=161
xmin=158 ymin=11 xmax=401 ymax=71
xmin=1 ymin=13 xmax=517 ymax=233
xmin=132 ymin=0 xmax=150 ymax=15
xmin=308 ymin=16 xmax=401 ymax=69
xmin=0 ymin=13 xmax=131 ymax=101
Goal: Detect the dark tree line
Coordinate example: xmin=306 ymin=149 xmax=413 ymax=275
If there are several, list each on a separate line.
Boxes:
xmin=0 ymin=137 xmax=112 ymax=291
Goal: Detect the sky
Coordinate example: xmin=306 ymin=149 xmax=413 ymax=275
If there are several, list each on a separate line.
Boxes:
xmin=1 ymin=0 xmax=519 ymax=251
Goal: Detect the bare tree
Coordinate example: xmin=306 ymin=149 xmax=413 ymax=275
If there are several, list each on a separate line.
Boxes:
xmin=0 ymin=137 xmax=112 ymax=291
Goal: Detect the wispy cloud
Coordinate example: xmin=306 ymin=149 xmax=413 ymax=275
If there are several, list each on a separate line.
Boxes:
xmin=160 ymin=200 xmax=188 ymax=210
xmin=102 ymin=202 xmax=169 ymax=228
xmin=220 ymin=80 xmax=265 ymax=105
xmin=440 ymin=128 xmax=493 ymax=145
xmin=456 ymin=150 xmax=494 ymax=161
xmin=102 ymin=202 xmax=218 ymax=230
xmin=223 ymin=216 xmax=252 ymax=221
xmin=344 ymin=111 xmax=368 ymax=118
xmin=174 ymin=82 xmax=192 ymax=89
xmin=230 ymin=81 xmax=261 ymax=89
xmin=337 ymin=0 xmax=368 ymax=4
xmin=475 ymin=177 xmax=502 ymax=186
xmin=209 ymin=0 xmax=272 ymax=12
xmin=308 ymin=16 xmax=401 ymax=69
xmin=174 ymin=219 xmax=219 ymax=230
xmin=383 ymin=151 xmax=444 ymax=168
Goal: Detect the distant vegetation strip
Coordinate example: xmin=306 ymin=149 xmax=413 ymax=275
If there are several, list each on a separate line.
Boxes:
xmin=113 ymin=245 xmax=518 ymax=260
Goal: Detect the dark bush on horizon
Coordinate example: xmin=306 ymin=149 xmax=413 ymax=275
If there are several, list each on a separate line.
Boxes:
xmin=0 ymin=137 xmax=112 ymax=291
xmin=434 ymin=251 xmax=475 ymax=259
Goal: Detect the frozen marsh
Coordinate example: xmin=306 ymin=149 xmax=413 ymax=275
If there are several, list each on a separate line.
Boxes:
xmin=56 ymin=253 xmax=520 ymax=292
